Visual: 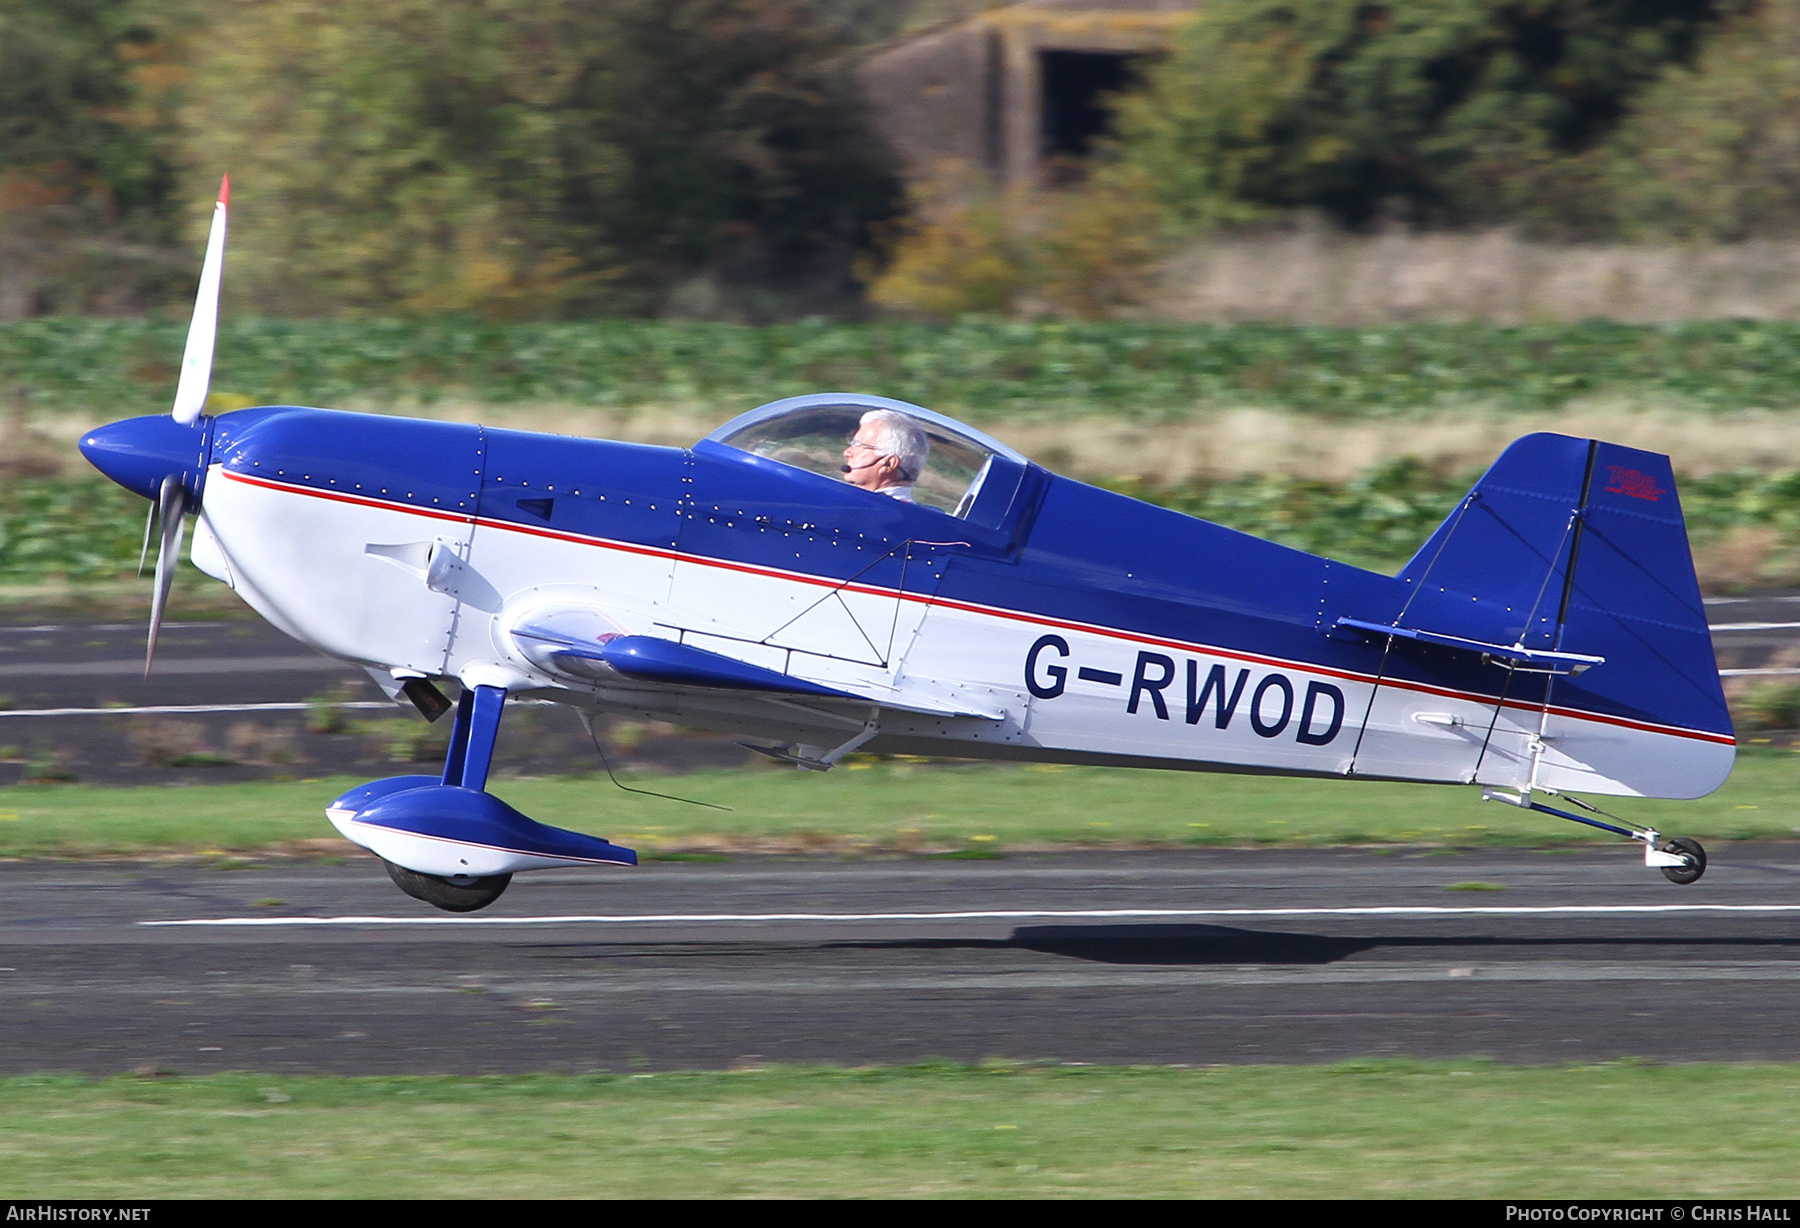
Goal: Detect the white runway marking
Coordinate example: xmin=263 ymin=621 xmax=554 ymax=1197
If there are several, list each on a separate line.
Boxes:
xmin=0 ymin=701 xmax=396 ymax=719
xmin=0 ymin=623 xmax=210 ymax=635
xmin=142 ymin=903 xmax=1800 ymax=927
xmin=0 ymin=698 xmax=559 ymax=719
xmin=0 ymin=655 xmax=346 ymax=679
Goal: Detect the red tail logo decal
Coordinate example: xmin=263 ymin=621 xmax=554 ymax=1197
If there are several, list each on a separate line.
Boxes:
xmin=1604 ymin=466 xmax=1665 ymax=502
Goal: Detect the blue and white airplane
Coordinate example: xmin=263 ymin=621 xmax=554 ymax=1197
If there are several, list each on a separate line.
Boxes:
xmin=79 ymin=181 xmax=1726 ymax=910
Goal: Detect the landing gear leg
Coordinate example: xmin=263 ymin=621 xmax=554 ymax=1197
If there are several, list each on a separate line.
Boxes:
xmin=1482 ymin=788 xmax=1707 ymax=884
xmin=371 ymin=681 xmax=515 ymax=914
xmin=330 ymin=678 xmax=635 ymax=913
xmin=442 ymin=683 xmax=507 ymax=791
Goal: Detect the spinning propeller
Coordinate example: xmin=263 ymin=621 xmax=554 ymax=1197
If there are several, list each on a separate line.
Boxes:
xmin=146 ymin=175 xmax=227 ymax=672
xmin=78 ymin=176 xmax=229 ymax=675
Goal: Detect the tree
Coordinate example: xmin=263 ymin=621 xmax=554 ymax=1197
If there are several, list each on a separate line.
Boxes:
xmin=1605 ymin=0 xmax=1800 ymax=240
xmin=0 ymin=0 xmax=187 ymax=316
xmin=1109 ymin=0 xmax=1726 ymax=237
xmin=182 ymin=0 xmax=900 ymax=317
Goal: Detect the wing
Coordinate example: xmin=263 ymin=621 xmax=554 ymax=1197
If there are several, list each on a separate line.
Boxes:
xmin=509 ymin=610 xmax=1007 ymax=721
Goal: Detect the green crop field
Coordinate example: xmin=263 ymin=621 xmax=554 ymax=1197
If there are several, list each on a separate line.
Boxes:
xmin=11 ymin=317 xmax=1800 ymax=420
xmin=1 ymin=1062 xmax=1795 ymax=1198
xmin=9 ymin=462 xmax=1800 ymax=588
xmin=11 ymin=317 xmax=1800 ymax=591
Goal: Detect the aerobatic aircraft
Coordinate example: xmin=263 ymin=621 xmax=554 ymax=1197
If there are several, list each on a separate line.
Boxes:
xmin=79 ymin=181 xmax=1727 ymax=911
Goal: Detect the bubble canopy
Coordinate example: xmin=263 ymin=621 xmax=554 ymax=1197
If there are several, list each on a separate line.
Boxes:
xmin=703 ymin=393 xmax=1029 ymax=518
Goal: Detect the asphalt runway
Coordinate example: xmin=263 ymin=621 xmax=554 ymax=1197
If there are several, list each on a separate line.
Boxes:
xmin=3 ymin=846 xmax=1800 ymax=1073
xmin=0 ymin=607 xmax=1798 ymax=1074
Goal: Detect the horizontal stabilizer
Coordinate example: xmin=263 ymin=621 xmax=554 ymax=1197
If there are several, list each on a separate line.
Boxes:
xmin=1332 ymin=617 xmax=1604 ymax=674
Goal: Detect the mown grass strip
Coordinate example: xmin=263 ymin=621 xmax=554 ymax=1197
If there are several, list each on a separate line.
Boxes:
xmin=14 ymin=317 xmax=1800 ymax=419
xmin=1 ymin=751 xmax=1794 ymax=858
xmin=0 ymin=1061 xmax=1794 ymax=1198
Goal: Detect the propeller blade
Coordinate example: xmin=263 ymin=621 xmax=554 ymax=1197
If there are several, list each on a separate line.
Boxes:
xmin=136 ymin=498 xmax=155 ymax=577
xmin=170 ymin=175 xmax=229 ymax=426
xmin=145 ymin=475 xmax=188 ymax=676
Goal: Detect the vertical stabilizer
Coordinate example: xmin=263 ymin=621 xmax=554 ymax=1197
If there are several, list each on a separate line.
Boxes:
xmin=1391 ymin=433 xmax=1731 ymax=798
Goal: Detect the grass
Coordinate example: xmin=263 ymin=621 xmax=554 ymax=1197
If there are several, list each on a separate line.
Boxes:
xmin=2 ymin=749 xmax=1796 ymax=858
xmin=0 ymin=1061 xmax=1796 ymax=1198
xmin=17 ymin=316 xmax=1800 ymax=421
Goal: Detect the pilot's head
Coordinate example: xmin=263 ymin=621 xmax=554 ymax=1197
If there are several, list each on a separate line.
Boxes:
xmin=843 ymin=410 xmax=928 ymax=498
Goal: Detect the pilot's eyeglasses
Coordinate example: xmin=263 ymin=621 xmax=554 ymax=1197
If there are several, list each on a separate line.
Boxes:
xmin=845 ymin=439 xmax=882 ymax=453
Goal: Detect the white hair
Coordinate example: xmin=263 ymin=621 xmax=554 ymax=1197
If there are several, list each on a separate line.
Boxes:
xmin=860 ymin=410 xmax=928 ymax=483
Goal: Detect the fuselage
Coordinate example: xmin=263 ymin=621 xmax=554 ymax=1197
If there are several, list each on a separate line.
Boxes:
xmin=182 ymin=405 xmax=1733 ymax=799
xmin=92 ymin=403 xmax=1732 ymax=800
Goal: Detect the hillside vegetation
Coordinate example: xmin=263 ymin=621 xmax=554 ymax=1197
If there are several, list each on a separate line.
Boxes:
xmin=17 ymin=2 xmax=1800 ymax=323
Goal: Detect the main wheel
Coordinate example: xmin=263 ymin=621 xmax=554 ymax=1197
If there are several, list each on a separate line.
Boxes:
xmin=1659 ymin=837 xmax=1706 ymax=885
xmin=383 ymin=859 xmax=513 ymax=912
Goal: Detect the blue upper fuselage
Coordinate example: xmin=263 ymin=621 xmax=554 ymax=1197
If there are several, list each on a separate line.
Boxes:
xmin=152 ymin=404 xmax=1728 ymax=739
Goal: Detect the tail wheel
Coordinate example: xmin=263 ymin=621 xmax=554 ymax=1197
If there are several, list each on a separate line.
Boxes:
xmin=1659 ymin=837 xmax=1706 ymax=885
xmin=383 ymin=859 xmax=512 ymax=912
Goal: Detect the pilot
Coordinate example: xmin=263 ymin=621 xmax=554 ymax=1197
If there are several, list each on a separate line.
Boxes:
xmin=842 ymin=409 xmax=928 ymax=501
